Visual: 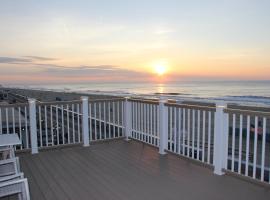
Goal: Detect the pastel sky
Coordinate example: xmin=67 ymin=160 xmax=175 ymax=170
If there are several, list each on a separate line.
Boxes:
xmin=0 ymin=0 xmax=270 ymax=84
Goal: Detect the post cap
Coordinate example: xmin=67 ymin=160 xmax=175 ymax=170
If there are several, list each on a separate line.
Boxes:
xmin=216 ymin=100 xmax=227 ymax=108
xmin=81 ymin=96 xmax=89 ymax=101
xmin=28 ymin=98 xmax=36 ymax=103
xmin=159 ymin=96 xmax=168 ymax=103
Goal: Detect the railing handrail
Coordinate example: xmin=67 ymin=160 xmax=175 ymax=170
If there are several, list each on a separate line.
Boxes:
xmin=88 ymin=97 xmax=125 ymax=102
xmin=36 ymin=100 xmax=82 ymax=106
xmin=225 ymin=108 xmax=270 ymax=117
xmin=128 ymin=98 xmax=159 ymax=105
xmin=0 ymin=103 xmax=29 ymax=108
xmin=165 ymin=102 xmax=216 ymax=111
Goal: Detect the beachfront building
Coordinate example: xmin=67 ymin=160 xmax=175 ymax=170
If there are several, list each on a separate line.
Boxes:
xmin=0 ymin=89 xmax=9 ymax=101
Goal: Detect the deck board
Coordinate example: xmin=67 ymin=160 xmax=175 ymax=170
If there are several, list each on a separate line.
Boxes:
xmin=17 ymin=140 xmax=270 ymax=200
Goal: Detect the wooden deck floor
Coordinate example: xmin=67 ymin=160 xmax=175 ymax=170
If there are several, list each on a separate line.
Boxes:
xmin=16 ymin=140 xmax=270 ymax=200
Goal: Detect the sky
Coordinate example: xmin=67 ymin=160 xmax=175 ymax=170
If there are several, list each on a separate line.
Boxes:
xmin=0 ymin=0 xmax=270 ymax=84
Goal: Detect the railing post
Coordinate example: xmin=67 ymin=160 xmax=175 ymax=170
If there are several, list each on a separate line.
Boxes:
xmin=28 ymin=98 xmax=38 ymax=154
xmin=81 ymin=96 xmax=90 ymax=147
xmin=124 ymin=97 xmax=132 ymax=141
xmin=159 ymin=97 xmax=168 ymax=155
xmin=213 ymin=101 xmax=228 ymax=175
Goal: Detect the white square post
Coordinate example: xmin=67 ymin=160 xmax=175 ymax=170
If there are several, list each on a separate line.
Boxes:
xmin=124 ymin=97 xmax=132 ymax=141
xmin=213 ymin=101 xmax=228 ymax=175
xmin=81 ymin=96 xmax=90 ymax=147
xmin=28 ymin=98 xmax=38 ymax=154
xmin=159 ymin=97 xmax=168 ymax=155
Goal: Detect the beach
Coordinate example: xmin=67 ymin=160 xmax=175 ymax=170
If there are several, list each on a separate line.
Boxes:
xmin=2 ymin=87 xmax=117 ymax=103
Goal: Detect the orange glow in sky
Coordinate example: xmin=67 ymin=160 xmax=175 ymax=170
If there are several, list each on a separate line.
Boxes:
xmin=0 ymin=1 xmax=269 ymax=84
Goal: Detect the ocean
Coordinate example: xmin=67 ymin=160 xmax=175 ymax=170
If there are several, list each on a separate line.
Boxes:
xmin=13 ymin=80 xmax=270 ymax=107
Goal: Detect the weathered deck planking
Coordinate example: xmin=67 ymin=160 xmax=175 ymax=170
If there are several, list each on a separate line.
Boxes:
xmin=13 ymin=140 xmax=270 ymax=200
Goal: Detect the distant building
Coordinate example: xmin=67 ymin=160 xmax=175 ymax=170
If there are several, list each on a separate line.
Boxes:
xmin=0 ymin=89 xmax=9 ymax=100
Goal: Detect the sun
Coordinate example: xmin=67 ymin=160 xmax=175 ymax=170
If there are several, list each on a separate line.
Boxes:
xmin=154 ymin=64 xmax=167 ymax=76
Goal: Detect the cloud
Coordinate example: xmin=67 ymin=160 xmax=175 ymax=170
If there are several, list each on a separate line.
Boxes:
xmin=0 ymin=56 xmax=151 ymax=83
xmin=0 ymin=56 xmax=143 ymax=77
xmin=24 ymin=56 xmax=57 ymax=61
xmin=36 ymin=63 xmax=120 ymax=71
xmin=0 ymin=57 xmax=32 ymax=63
xmin=39 ymin=64 xmax=147 ymax=78
xmin=0 ymin=56 xmax=57 ymax=64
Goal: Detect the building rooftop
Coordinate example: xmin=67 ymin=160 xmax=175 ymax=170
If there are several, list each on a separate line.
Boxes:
xmin=18 ymin=140 xmax=270 ymax=200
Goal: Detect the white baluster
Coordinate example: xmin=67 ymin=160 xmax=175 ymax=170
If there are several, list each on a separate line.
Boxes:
xmin=28 ymin=98 xmax=38 ymax=154
xmin=124 ymin=97 xmax=132 ymax=141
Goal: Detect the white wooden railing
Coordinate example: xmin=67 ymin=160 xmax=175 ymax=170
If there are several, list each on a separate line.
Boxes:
xmin=0 ymin=97 xmax=125 ymax=151
xmin=165 ymin=102 xmax=216 ymax=165
xmin=88 ymin=97 xmax=125 ymax=141
xmin=0 ymin=96 xmax=269 ymax=184
xmin=129 ymin=98 xmax=160 ymax=147
xmin=36 ymin=100 xmax=82 ymax=149
xmin=0 ymin=102 xmax=30 ymax=150
xmin=224 ymin=108 xmax=270 ymax=183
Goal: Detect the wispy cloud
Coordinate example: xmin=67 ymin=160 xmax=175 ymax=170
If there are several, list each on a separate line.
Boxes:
xmin=0 ymin=56 xmax=151 ymax=83
xmin=39 ymin=64 xmax=147 ymax=78
xmin=24 ymin=56 xmax=57 ymax=61
xmin=35 ymin=63 xmax=120 ymax=71
xmin=0 ymin=56 xmax=57 ymax=64
xmin=0 ymin=57 xmax=32 ymax=63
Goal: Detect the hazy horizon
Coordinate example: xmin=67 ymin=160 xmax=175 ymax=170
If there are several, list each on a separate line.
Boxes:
xmin=1 ymin=0 xmax=270 ymax=84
